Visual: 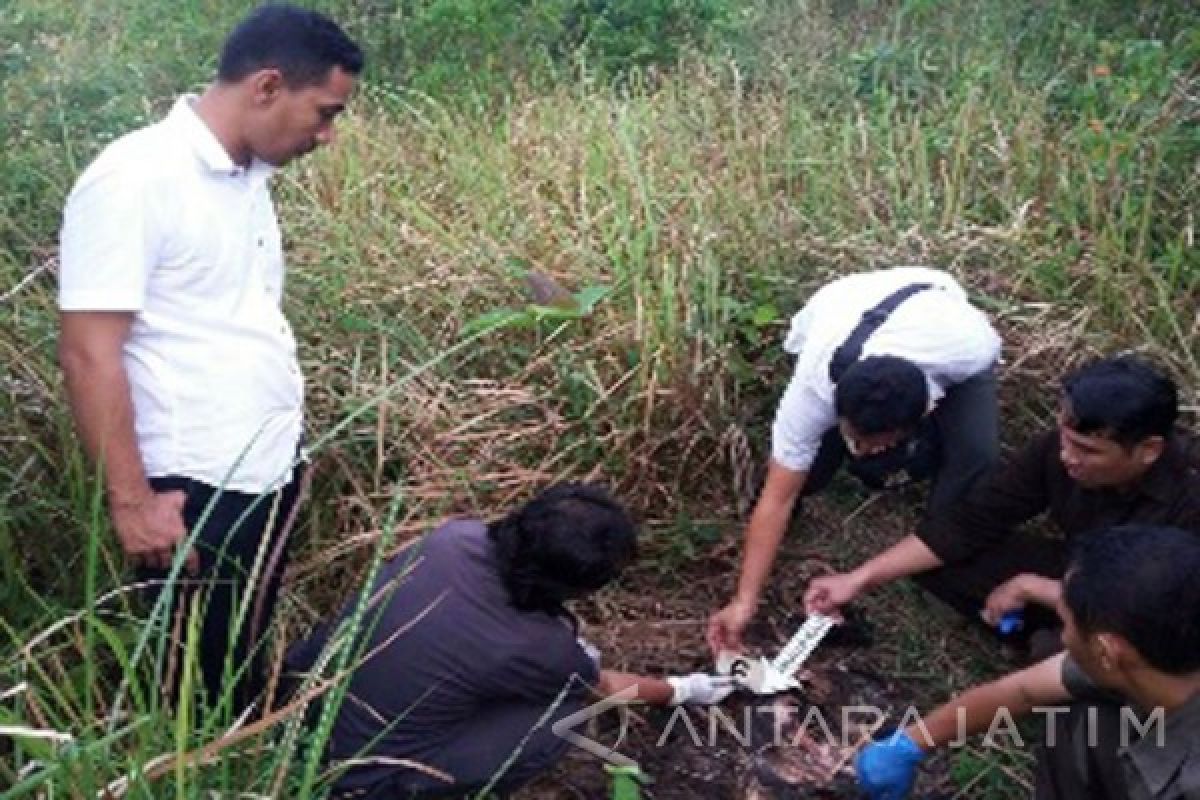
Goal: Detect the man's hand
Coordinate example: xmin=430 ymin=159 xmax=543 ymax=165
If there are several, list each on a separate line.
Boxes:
xmin=60 ymin=311 xmax=195 ymax=572
xmin=981 ymin=574 xmax=1030 ymax=626
xmin=706 ymin=598 xmax=756 ymax=655
xmin=666 ymin=673 xmax=735 ymax=705
xmin=803 ymin=569 xmax=866 ymax=617
xmin=111 ymin=489 xmax=196 ymax=573
xmin=855 ymin=730 xmax=926 ymax=800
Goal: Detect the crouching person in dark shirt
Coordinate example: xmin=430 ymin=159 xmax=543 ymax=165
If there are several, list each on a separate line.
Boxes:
xmin=854 ymin=524 xmax=1200 ymax=800
xmin=285 ymin=483 xmax=733 ymax=799
xmin=803 ymin=355 xmax=1200 ymax=645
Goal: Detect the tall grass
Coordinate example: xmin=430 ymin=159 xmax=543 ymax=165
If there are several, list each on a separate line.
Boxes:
xmin=1 ymin=0 xmax=1196 ymax=795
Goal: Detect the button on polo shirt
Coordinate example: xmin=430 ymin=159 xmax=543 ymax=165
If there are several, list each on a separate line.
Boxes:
xmin=59 ymin=96 xmax=303 ymax=493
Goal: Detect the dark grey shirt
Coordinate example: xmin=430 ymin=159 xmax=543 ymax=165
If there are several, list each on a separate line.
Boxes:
xmin=286 ymin=519 xmax=599 ymax=792
xmin=1063 ymin=656 xmax=1200 ymax=799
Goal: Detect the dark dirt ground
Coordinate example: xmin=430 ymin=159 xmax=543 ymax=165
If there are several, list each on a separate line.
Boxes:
xmin=517 ymin=485 xmax=1033 ymax=800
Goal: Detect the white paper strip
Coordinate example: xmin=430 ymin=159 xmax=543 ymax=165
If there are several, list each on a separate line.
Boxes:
xmin=770 ymin=613 xmax=835 ymax=679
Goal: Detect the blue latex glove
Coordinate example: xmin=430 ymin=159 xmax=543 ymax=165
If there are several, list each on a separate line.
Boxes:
xmin=997 ymin=609 xmax=1025 ymax=636
xmin=855 ymin=729 xmax=927 ymax=800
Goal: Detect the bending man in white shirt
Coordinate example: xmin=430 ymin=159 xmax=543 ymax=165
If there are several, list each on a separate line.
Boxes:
xmin=707 ymin=267 xmax=1002 ymax=655
xmin=57 ymin=4 xmax=362 ymax=715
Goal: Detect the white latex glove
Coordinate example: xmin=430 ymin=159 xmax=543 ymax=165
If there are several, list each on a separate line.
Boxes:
xmin=667 ymin=673 xmax=736 ymax=705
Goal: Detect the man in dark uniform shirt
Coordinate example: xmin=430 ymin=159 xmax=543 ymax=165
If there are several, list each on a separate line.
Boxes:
xmin=285 ymin=484 xmax=733 ymax=798
xmin=855 ymin=524 xmax=1200 ymax=800
xmin=803 ymin=355 xmax=1200 ymax=638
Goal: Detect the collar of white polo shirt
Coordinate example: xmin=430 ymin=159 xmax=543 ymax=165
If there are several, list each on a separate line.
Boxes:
xmin=168 ymin=95 xmax=276 ymax=185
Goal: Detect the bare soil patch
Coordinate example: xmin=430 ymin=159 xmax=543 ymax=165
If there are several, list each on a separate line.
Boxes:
xmin=520 ymin=491 xmax=1020 ymax=798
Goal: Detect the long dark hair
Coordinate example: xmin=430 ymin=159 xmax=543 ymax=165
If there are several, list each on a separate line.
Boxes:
xmin=488 ymin=483 xmax=637 ymax=614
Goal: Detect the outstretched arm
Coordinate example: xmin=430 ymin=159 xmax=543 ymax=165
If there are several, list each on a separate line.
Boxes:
xmin=597 ymin=670 xmax=732 ymax=706
xmin=856 ymin=654 xmax=1071 ymax=799
xmin=906 ymin=653 xmax=1070 ymax=749
xmin=805 ymin=534 xmax=944 ymax=615
xmin=707 ymin=460 xmax=808 ymax=653
xmin=734 ymin=460 xmax=809 ymax=610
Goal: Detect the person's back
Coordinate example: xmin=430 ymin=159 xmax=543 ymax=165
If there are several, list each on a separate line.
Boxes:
xmin=782 ymin=267 xmax=999 ymax=411
xmin=287 ymin=489 xmax=636 ymax=797
xmin=290 ymin=484 xmax=740 ymax=798
xmin=315 ymin=520 xmax=594 ymax=792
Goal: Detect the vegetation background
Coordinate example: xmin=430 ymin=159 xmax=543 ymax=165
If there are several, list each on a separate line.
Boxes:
xmin=0 ymin=0 xmax=1196 ymax=796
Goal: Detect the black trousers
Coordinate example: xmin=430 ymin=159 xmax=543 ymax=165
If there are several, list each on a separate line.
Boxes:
xmin=804 ymin=367 xmax=999 ymax=515
xmin=913 ymin=530 xmax=1068 ymax=638
xmin=139 ymin=467 xmax=304 ymax=714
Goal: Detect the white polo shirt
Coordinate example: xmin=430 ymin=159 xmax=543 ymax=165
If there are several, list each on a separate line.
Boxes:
xmin=771 ymin=267 xmax=1001 ymax=472
xmin=59 ymin=96 xmax=303 ymax=493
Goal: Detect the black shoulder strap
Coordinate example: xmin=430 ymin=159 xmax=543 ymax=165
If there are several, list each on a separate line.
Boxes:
xmin=828 ymin=282 xmax=933 ymax=383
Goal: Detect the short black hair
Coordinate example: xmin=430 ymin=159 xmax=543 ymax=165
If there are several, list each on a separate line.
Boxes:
xmin=834 ymin=355 xmax=929 ymax=435
xmin=1062 ymin=355 xmax=1177 ymax=447
xmin=489 ymin=483 xmax=638 ymax=614
xmin=217 ymin=4 xmax=364 ymax=88
xmin=1065 ymin=524 xmax=1200 ymax=675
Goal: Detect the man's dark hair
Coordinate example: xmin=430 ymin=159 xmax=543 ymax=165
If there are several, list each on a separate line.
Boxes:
xmin=834 ymin=355 xmax=929 ymax=435
xmin=1062 ymin=356 xmax=1177 ymax=446
xmin=217 ymin=4 xmax=364 ymax=87
xmin=1065 ymin=524 xmax=1200 ymax=675
xmin=488 ymin=483 xmax=637 ymax=614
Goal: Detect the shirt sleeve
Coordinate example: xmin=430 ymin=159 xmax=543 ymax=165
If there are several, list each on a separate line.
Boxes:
xmin=917 ymin=431 xmax=1055 ymax=564
xmin=1060 ymin=655 xmax=1125 ymax=704
xmin=1060 ymin=655 xmax=1097 ymax=698
xmin=770 ymin=364 xmax=836 ymax=472
xmin=58 ymin=156 xmax=160 ymax=311
xmin=481 ymin=635 xmax=600 ymax=704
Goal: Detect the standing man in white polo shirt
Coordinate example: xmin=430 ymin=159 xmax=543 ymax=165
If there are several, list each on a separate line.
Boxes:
xmin=707 ymin=267 xmax=1002 ymax=655
xmin=57 ymin=5 xmax=362 ymax=713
